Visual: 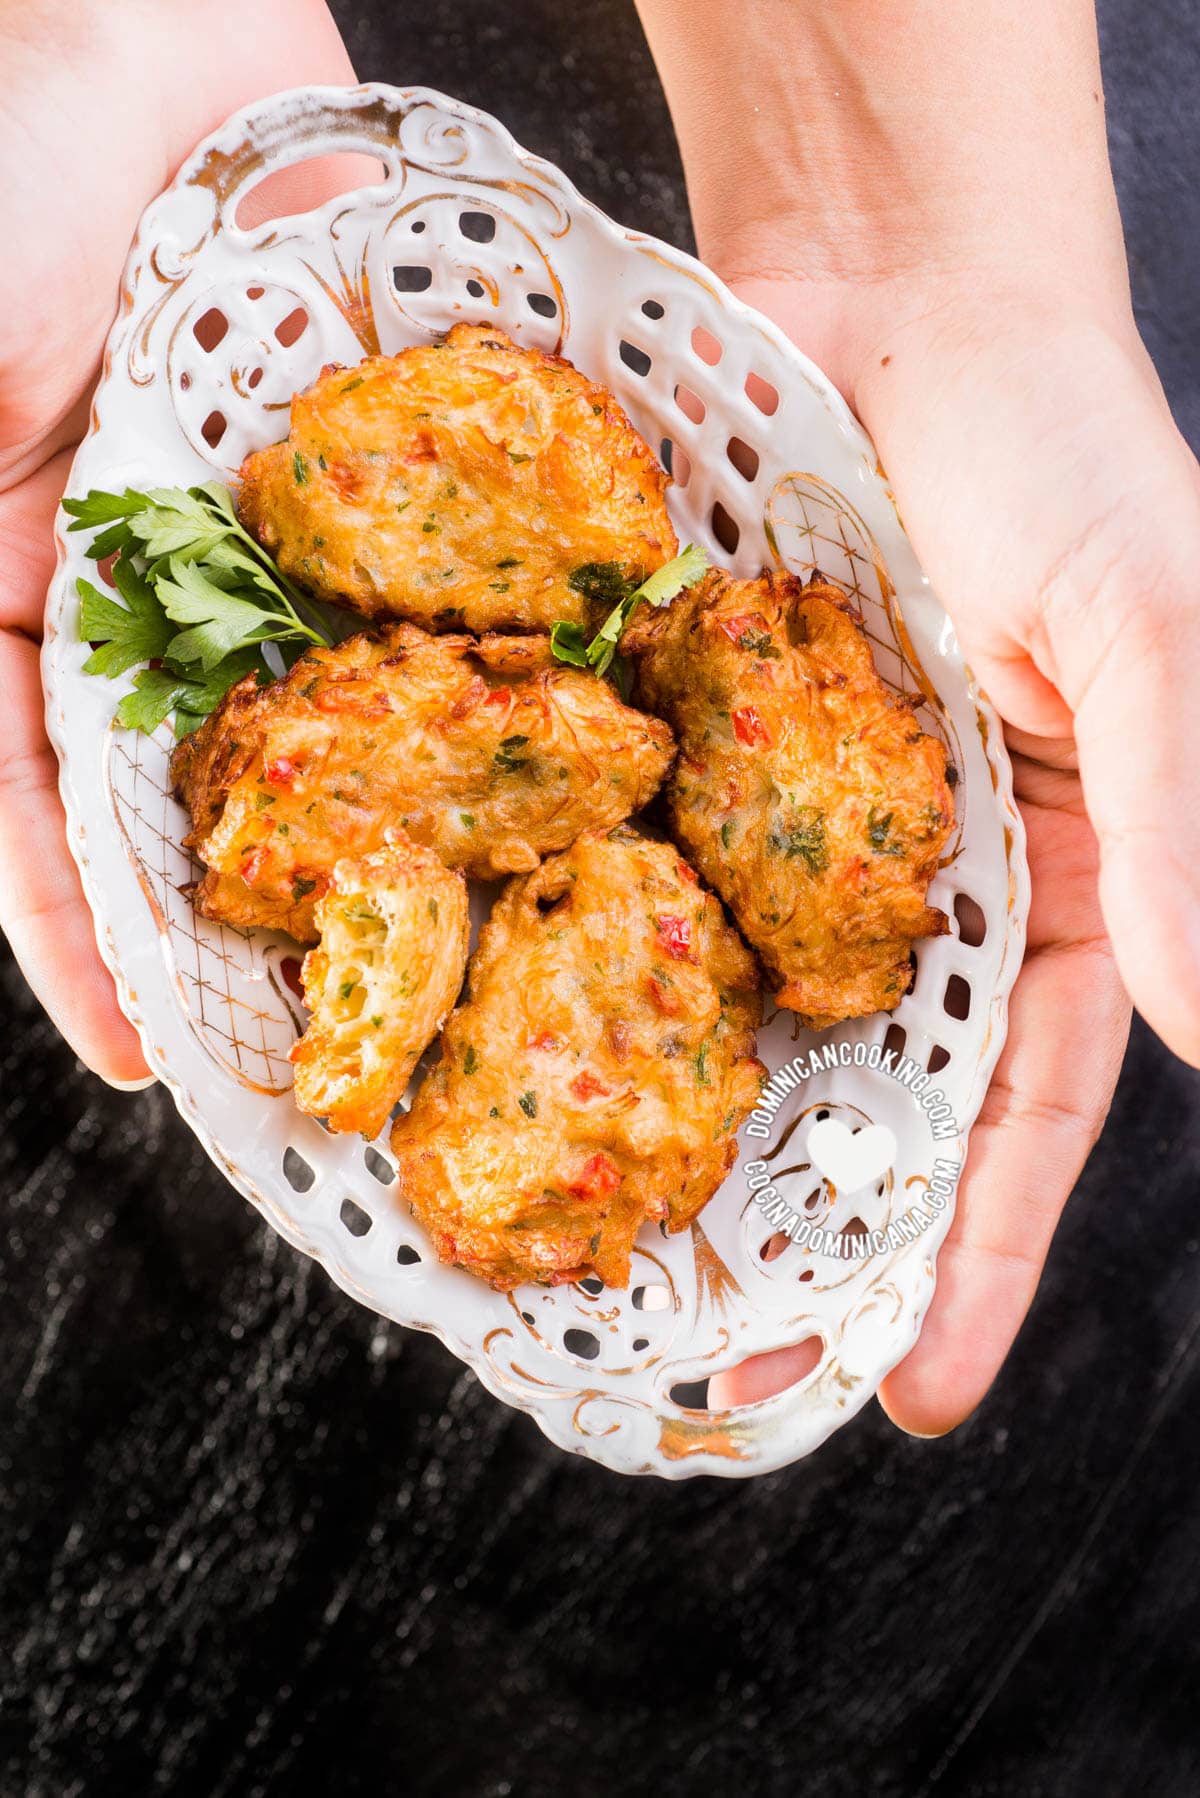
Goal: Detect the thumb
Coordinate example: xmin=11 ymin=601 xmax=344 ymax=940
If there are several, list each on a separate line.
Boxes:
xmin=1033 ymin=397 xmax=1200 ymax=1067
xmin=845 ymin=300 xmax=1200 ymax=1070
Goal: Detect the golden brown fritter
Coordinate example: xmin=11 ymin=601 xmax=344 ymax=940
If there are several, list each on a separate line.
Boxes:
xmin=624 ymin=570 xmax=953 ymax=1028
xmin=390 ymin=827 xmax=764 ymax=1291
xmin=171 ymin=622 xmax=675 ymax=943
xmin=290 ymin=833 xmax=469 ymax=1138
xmin=237 ymin=323 xmax=677 ymax=636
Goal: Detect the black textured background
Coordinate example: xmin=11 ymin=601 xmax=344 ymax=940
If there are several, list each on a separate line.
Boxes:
xmin=4 ymin=3 xmax=1200 ymax=1793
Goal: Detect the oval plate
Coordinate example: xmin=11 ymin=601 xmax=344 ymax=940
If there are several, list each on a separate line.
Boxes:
xmin=43 ymin=85 xmax=1029 ymax=1477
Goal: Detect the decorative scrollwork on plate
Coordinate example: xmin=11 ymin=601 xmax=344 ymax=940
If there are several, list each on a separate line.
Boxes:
xmin=45 ymin=84 xmax=1028 ymax=1478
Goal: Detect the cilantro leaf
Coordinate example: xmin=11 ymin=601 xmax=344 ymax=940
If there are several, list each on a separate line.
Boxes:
xmin=552 ymin=545 xmax=709 ymax=678
xmin=567 ymin=562 xmax=636 ymax=609
xmin=549 ymin=621 xmax=589 ymax=667
xmin=586 ymin=603 xmax=632 ymax=675
xmin=607 ymin=654 xmax=634 ymax=702
xmin=633 ymin=542 xmax=709 ymax=609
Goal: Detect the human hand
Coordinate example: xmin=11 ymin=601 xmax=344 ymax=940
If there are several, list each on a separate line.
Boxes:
xmin=637 ymin=0 xmax=1197 ymax=1430
xmin=706 ymin=299 xmax=1144 ymax=1431
xmin=0 ymin=0 xmax=356 ymax=1085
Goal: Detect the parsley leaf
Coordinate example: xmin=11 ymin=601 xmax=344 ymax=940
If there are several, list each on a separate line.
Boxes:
xmin=69 ymin=481 xmax=343 ymax=734
xmin=494 ymin=733 xmax=530 ymax=773
xmin=79 ymin=557 xmax=173 ymax=677
xmin=116 ymin=649 xmax=260 ymax=737
xmin=635 ymin=543 xmax=710 ymax=610
xmin=552 ymin=545 xmax=709 ymax=679
xmin=567 ymin=562 xmax=636 ymax=609
xmin=156 ymin=558 xmax=294 ymax=671
xmin=63 ymin=488 xmax=151 ymax=530
xmin=866 ymin=804 xmax=907 ymax=858
xmin=549 ymin=621 xmax=589 ymax=667
xmin=84 ymin=519 xmax=138 ymax=562
xmin=126 ymin=488 xmax=228 ymax=561
xmin=768 ymin=807 xmax=829 ymax=875
xmin=115 ymin=670 xmax=192 ymax=736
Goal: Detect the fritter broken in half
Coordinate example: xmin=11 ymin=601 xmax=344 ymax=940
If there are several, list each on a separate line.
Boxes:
xmin=624 ymin=569 xmax=954 ymax=1028
xmin=171 ymin=623 xmax=675 ymax=942
xmin=290 ymin=834 xmax=469 ymax=1139
xmin=391 ymin=828 xmax=764 ymax=1291
xmin=237 ymin=323 xmax=678 ymax=636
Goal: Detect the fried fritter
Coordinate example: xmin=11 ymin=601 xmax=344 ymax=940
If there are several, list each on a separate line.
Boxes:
xmin=624 ymin=570 xmax=954 ymax=1028
xmin=171 ymin=622 xmax=675 ymax=942
xmin=237 ymin=323 xmax=677 ymax=636
xmin=390 ymin=827 xmax=764 ymax=1291
xmin=290 ymin=833 xmax=469 ymax=1138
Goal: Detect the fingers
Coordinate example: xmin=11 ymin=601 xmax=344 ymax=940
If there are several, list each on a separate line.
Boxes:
xmin=0 ymin=0 xmax=358 ymax=1089
xmin=877 ymin=929 xmax=1128 ymax=1435
xmin=855 ymin=306 xmax=1200 ymax=1069
xmin=1039 ymin=435 xmax=1200 ymax=1068
xmin=157 ymin=0 xmax=359 ymax=175
xmin=0 ymin=628 xmax=151 ymax=1085
xmin=0 ymin=453 xmax=149 ymax=1084
xmin=711 ymin=767 xmax=1130 ymax=1434
xmin=1 ymin=4 xmax=360 ymax=457
xmin=157 ymin=0 xmax=368 ymax=225
xmin=0 ymin=449 xmax=62 ymax=634
xmin=708 ymin=1337 xmax=824 ymax=1411
xmin=711 ymin=930 xmax=1125 ymax=1428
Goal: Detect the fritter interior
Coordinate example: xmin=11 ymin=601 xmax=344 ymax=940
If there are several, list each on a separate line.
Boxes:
xmin=290 ymin=833 xmax=469 ymax=1139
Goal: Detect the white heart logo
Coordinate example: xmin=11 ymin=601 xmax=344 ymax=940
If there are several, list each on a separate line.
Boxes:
xmin=806 ymin=1118 xmax=897 ymax=1193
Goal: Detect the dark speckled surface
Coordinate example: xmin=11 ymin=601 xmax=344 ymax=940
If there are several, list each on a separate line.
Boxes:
xmin=4 ymin=3 xmax=1200 ymax=1793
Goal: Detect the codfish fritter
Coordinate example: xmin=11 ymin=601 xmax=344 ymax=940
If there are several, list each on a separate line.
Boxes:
xmin=171 ymin=623 xmax=675 ymax=942
xmin=391 ymin=828 xmax=764 ymax=1291
xmin=624 ymin=570 xmax=954 ymax=1028
xmin=290 ymin=834 xmax=469 ymax=1139
xmin=237 ymin=323 xmax=677 ymax=636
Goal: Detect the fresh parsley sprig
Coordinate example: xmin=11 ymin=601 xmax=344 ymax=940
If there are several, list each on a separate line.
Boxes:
xmin=550 ymin=543 xmax=709 ymax=678
xmin=65 ymin=482 xmax=337 ymax=736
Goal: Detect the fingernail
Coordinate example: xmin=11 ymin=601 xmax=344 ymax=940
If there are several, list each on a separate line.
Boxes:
xmin=100 ymin=1072 xmax=158 ymax=1093
xmin=877 ymin=1390 xmax=964 ymax=1439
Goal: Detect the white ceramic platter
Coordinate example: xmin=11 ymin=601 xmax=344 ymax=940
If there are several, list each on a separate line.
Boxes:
xmin=43 ymin=85 xmax=1028 ymax=1477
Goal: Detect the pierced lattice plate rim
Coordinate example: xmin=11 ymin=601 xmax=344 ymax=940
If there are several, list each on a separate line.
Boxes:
xmin=43 ymin=84 xmax=1029 ymax=1478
